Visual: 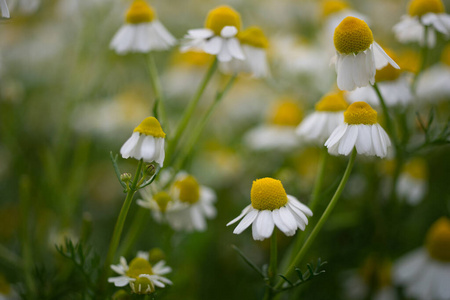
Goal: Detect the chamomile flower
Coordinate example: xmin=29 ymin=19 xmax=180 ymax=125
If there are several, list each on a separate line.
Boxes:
xmin=325 ymin=101 xmax=392 ymax=158
xmin=120 ymin=117 xmax=166 ymax=166
xmin=227 ymin=177 xmax=312 ymax=241
xmin=394 ymin=217 xmax=450 ymax=300
xmin=332 ymin=16 xmax=400 ymax=91
xmin=0 ymin=0 xmax=10 ymax=18
xmin=108 ymin=252 xmax=172 ymax=295
xmin=110 ymin=0 xmax=176 ymax=55
xmin=393 ymin=0 xmax=450 ymax=48
xmin=296 ymin=91 xmax=348 ymax=145
xmin=396 ymin=158 xmax=428 ymax=205
xmin=180 ymin=5 xmax=245 ymax=62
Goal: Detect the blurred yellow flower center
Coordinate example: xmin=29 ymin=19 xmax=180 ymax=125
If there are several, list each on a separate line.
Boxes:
xmin=174 ymin=175 xmax=200 ymax=204
xmin=126 ymin=0 xmax=155 ymax=24
xmin=132 ymin=276 xmax=155 ymax=294
xmin=408 ymin=0 xmax=444 ymax=17
xmin=398 ymin=50 xmax=421 ymax=74
xmin=148 ymin=248 xmax=166 ymax=264
xmin=425 ymin=217 xmax=450 ymax=262
xmin=126 ymin=257 xmax=154 ymax=278
xmin=359 ymin=256 xmax=392 ymax=289
xmin=344 ymin=101 xmax=377 ymax=125
xmin=375 ymin=49 xmax=401 ymax=82
xmin=270 ymin=100 xmax=303 ymax=126
xmin=0 ymin=274 xmax=11 ymax=295
xmin=404 ymin=158 xmax=428 ymax=179
xmin=315 ymin=92 xmax=349 ymax=112
xmin=153 ymin=191 xmax=172 ymax=212
xmin=205 ymin=5 xmax=241 ymax=36
xmin=322 ymin=0 xmax=349 ymax=18
xmin=238 ymin=26 xmax=269 ymax=48
xmin=334 ymin=16 xmax=373 ymax=54
xmin=441 ymin=44 xmax=450 ymax=66
xmin=134 ymin=117 xmax=166 ymax=138
xmin=172 ymin=51 xmax=213 ymax=67
xmin=251 ymin=178 xmax=288 ymax=211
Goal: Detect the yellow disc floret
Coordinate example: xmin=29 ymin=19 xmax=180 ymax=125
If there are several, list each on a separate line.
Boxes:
xmin=205 ymin=5 xmax=241 ymax=36
xmin=153 ymin=191 xmax=172 ymax=212
xmin=441 ymin=44 xmax=450 ymax=66
xmin=408 ymin=0 xmax=444 ymax=17
xmin=131 ymin=276 xmax=155 ymax=294
xmin=251 ymin=178 xmax=288 ymax=211
xmin=134 ymin=117 xmax=166 ymax=138
xmin=375 ymin=49 xmax=401 ymax=82
xmin=425 ymin=217 xmax=450 ymax=262
xmin=238 ymin=26 xmax=269 ymax=48
xmin=334 ymin=16 xmax=373 ymax=54
xmin=126 ymin=257 xmax=154 ymax=278
xmin=398 ymin=50 xmax=421 ymax=74
xmin=322 ymin=0 xmax=350 ymax=18
xmin=315 ymin=91 xmax=349 ymax=112
xmin=403 ymin=158 xmax=428 ymax=180
xmin=344 ymin=101 xmax=377 ymax=125
xmin=269 ymin=99 xmax=303 ymax=126
xmin=174 ymin=175 xmax=200 ymax=204
xmin=126 ymin=0 xmax=155 ymax=24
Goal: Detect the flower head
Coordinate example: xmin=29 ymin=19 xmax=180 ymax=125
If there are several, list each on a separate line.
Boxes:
xmin=269 ymin=99 xmax=303 ymax=127
xmin=239 ymin=26 xmax=269 ymax=49
xmin=125 ymin=0 xmax=155 ymax=24
xmin=408 ymin=0 xmax=444 ymax=17
xmin=425 ymin=217 xmax=450 ymax=262
xmin=322 ymin=0 xmax=350 ymax=18
xmin=334 ymin=16 xmax=373 ymax=54
xmin=205 ymin=5 xmax=241 ymax=35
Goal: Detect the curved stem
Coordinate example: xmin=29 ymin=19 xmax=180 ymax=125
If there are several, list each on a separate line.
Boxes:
xmin=372 ymin=83 xmax=398 ymax=148
xmin=147 ymin=53 xmax=168 ymax=131
xmin=275 ymin=149 xmax=357 ymax=291
xmin=263 ymin=231 xmax=278 ymax=300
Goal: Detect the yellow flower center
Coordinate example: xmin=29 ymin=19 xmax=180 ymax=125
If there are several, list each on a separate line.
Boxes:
xmin=251 ymin=178 xmax=288 ymax=211
xmin=125 ymin=0 xmax=155 ymax=24
xmin=315 ymin=91 xmax=349 ymax=112
xmin=174 ymin=175 xmax=200 ymax=204
xmin=397 ymin=50 xmax=421 ymax=74
xmin=0 ymin=274 xmax=11 ymax=295
xmin=441 ymin=44 xmax=450 ymax=67
xmin=131 ymin=277 xmax=155 ymax=295
xmin=148 ymin=248 xmax=166 ymax=264
xmin=344 ymin=101 xmax=377 ymax=125
xmin=172 ymin=51 xmax=214 ymax=67
xmin=425 ymin=217 xmax=450 ymax=262
xmin=153 ymin=191 xmax=172 ymax=212
xmin=269 ymin=99 xmax=303 ymax=126
xmin=126 ymin=257 xmax=154 ymax=278
xmin=359 ymin=256 xmax=392 ymax=289
xmin=134 ymin=117 xmax=166 ymax=138
xmin=403 ymin=158 xmax=428 ymax=179
xmin=375 ymin=49 xmax=401 ymax=82
xmin=205 ymin=5 xmax=241 ymax=36
xmin=322 ymin=0 xmax=350 ymax=18
xmin=238 ymin=26 xmax=269 ymax=48
xmin=334 ymin=16 xmax=374 ymax=54
xmin=408 ymin=0 xmax=445 ymax=17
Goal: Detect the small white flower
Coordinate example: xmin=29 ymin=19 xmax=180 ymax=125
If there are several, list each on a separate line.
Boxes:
xmin=227 ymin=177 xmax=312 ymax=241
xmin=325 ymin=101 xmax=392 ymax=158
xmin=0 ymin=0 xmax=10 ymax=18
xmin=396 ymin=158 xmax=428 ymax=205
xmin=180 ymin=5 xmax=245 ymax=62
xmin=120 ymin=117 xmax=166 ymax=166
xmin=332 ymin=16 xmax=399 ymax=91
xmin=416 ymin=47 xmax=450 ymax=101
xmin=110 ymin=0 xmax=176 ymax=55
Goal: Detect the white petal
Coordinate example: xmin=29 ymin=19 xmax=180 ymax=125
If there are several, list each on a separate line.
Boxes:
xmin=108 ymin=276 xmax=131 ymax=287
xmin=220 ymin=26 xmax=238 ymax=38
xmin=373 ymin=42 xmax=400 ymax=69
xmin=337 ymin=54 xmax=356 ymax=91
xmin=338 ymin=125 xmax=358 ymax=155
xmin=232 ymin=208 xmax=258 ymax=234
xmin=278 ymin=206 xmax=298 ymax=235
xmin=394 ymin=248 xmax=427 ymax=284
xmin=187 ymin=28 xmax=214 ymax=39
xmin=120 ymin=132 xmax=140 ymax=158
xmin=227 ymin=38 xmax=245 ymax=60
xmin=1 ymin=0 xmax=10 ymax=18
xmin=287 ymin=195 xmax=313 ymax=216
xmin=227 ymin=205 xmax=252 ymax=226
xmin=355 ymin=124 xmax=372 ymax=154
xmin=140 ymin=136 xmax=156 ymax=162
xmin=255 ymin=210 xmax=274 ymax=239
xmin=204 ymin=36 xmax=223 ymax=55
xmin=325 ymin=123 xmax=348 ymax=148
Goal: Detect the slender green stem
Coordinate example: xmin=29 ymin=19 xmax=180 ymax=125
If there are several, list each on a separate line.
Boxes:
xmin=372 ymin=83 xmax=398 ymax=148
xmin=117 ymin=208 xmax=147 ymax=258
xmin=416 ymin=24 xmax=429 ymax=82
xmin=275 ymin=149 xmax=357 ymax=291
xmin=165 ymin=57 xmax=218 ymax=163
xmin=147 ymin=53 xmax=168 ymax=130
xmin=263 ymin=231 xmax=278 ymax=300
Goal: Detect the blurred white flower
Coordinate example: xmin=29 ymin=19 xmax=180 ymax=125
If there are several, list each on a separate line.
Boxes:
xmin=396 ymin=158 xmax=428 ymax=205
xmin=0 ymin=0 xmax=9 ymax=18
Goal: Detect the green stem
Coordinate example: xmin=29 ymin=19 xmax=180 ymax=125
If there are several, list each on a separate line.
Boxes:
xmin=416 ymin=24 xmax=429 ymax=83
xmin=275 ymin=149 xmax=357 ymax=291
xmin=117 ymin=207 xmax=147 ymax=258
xmin=372 ymin=83 xmax=398 ymax=148
xmin=147 ymin=53 xmax=168 ymax=130
xmin=165 ymin=57 xmax=218 ymax=163
xmin=263 ymin=231 xmax=278 ymax=300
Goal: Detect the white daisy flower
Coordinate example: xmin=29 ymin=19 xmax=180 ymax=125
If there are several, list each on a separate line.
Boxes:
xmin=120 ymin=117 xmax=166 ymax=166
xmin=0 ymin=0 xmax=10 ymax=18
xmin=227 ymin=177 xmax=312 ymax=241
xmin=296 ymin=91 xmax=348 ymax=145
xmin=108 ymin=252 xmax=172 ymax=295
xmin=325 ymin=101 xmax=392 ymax=158
xmin=396 ymin=158 xmax=428 ymax=205
xmin=393 ymin=218 xmax=450 ymax=300
xmin=110 ymin=0 xmax=176 ymax=55
xmin=393 ymin=0 xmax=450 ymax=48
xmin=138 ymin=172 xmax=217 ymax=232
xmin=180 ymin=5 xmax=245 ymax=62
xmin=332 ymin=16 xmax=400 ymax=91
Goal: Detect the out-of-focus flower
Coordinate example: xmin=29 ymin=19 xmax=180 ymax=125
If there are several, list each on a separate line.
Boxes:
xmin=8 ymin=0 xmax=40 ymax=15
xmin=110 ymin=0 xmax=176 ymax=55
xmin=244 ymin=98 xmax=303 ymax=151
xmin=325 ymin=101 xmax=392 ymax=158
xmin=394 ymin=217 xmax=450 ymax=300
xmin=396 ymin=158 xmax=428 ymax=205
xmin=296 ymin=91 xmax=348 ymax=145
xmin=181 ymin=5 xmax=245 ymax=62
xmin=120 ymin=117 xmax=166 ymax=166
xmin=227 ymin=177 xmax=312 ymax=241
xmin=393 ymin=0 xmax=450 ymax=48
xmin=348 ymin=49 xmax=413 ymax=107
xmin=109 ymin=252 xmax=172 ymax=295
xmin=0 ymin=0 xmax=10 ymax=18
xmin=332 ymin=16 xmax=399 ymax=91
xmin=138 ymin=173 xmax=217 ymax=232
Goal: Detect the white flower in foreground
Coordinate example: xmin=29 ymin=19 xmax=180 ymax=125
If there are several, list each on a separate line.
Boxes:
xmin=296 ymin=91 xmax=348 ymax=145
xmin=325 ymin=101 xmax=392 ymax=158
xmin=0 ymin=0 xmax=10 ymax=18
xmin=227 ymin=177 xmax=312 ymax=241
xmin=332 ymin=16 xmax=400 ymax=91
xmin=181 ymin=5 xmax=245 ymax=62
xmin=393 ymin=0 xmax=450 ymax=48
xmin=108 ymin=252 xmax=172 ymax=295
xmin=394 ymin=217 xmax=450 ymax=300
xmin=120 ymin=117 xmax=165 ymax=166
xmin=110 ymin=0 xmax=176 ymax=55
xmin=138 ymin=173 xmax=217 ymax=232
xmin=396 ymin=158 xmax=428 ymax=205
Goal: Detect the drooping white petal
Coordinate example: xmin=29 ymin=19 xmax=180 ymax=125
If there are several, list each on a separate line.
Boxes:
xmin=1 ymin=0 xmax=10 ymax=18
xmin=355 ymin=124 xmax=372 ymax=154
xmin=220 ymin=26 xmax=238 ymax=38
xmin=227 ymin=38 xmax=245 ymax=60
xmin=227 ymin=205 xmax=252 ymax=226
xmin=338 ymin=125 xmax=358 ymax=155
xmin=287 ymin=195 xmax=313 ymax=217
xmin=278 ymin=206 xmax=298 ymax=235
xmin=204 ymin=36 xmax=223 ymax=55
xmin=325 ymin=123 xmax=348 ymax=148
xmin=373 ymin=41 xmax=400 ymax=70
xmin=187 ymin=28 xmax=214 ymax=39
xmin=232 ymin=208 xmax=258 ymax=234
xmin=108 ymin=276 xmax=132 ymax=287
xmin=120 ymin=132 xmax=140 ymax=158
xmin=255 ymin=210 xmax=275 ymax=239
